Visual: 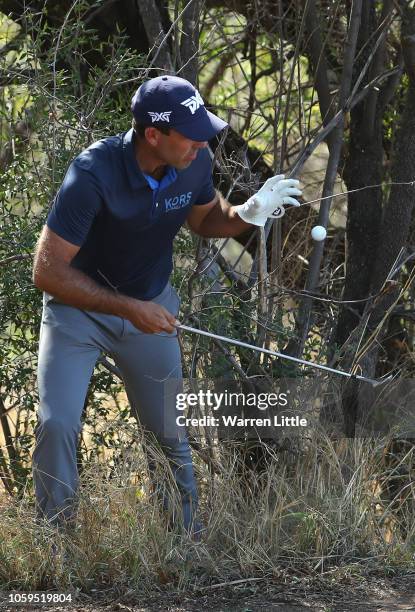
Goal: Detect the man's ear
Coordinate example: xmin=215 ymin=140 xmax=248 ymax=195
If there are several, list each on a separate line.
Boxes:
xmin=144 ymin=126 xmax=161 ymax=147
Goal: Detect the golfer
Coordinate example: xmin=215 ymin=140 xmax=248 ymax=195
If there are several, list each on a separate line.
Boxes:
xmin=32 ymin=75 xmax=301 ymax=537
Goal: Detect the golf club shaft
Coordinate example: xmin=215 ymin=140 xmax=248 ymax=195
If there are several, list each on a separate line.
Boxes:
xmin=176 ymin=324 xmax=379 ymax=385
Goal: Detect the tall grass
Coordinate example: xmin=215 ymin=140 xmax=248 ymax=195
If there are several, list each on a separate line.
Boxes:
xmin=0 ymin=426 xmax=414 ymax=593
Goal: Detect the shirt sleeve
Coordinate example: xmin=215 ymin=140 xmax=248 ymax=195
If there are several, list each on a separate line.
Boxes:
xmin=193 ymin=149 xmax=216 ymax=206
xmin=46 ymin=156 xmax=103 ymax=246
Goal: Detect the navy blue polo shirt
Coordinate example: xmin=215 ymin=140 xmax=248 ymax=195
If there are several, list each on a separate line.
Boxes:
xmin=46 ymin=128 xmax=216 ymax=300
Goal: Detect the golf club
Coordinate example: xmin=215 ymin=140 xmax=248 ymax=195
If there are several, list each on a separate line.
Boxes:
xmin=176 ymin=323 xmax=393 ymax=387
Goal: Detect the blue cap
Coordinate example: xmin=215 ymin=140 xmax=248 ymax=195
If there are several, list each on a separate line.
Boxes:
xmin=131 ymin=75 xmax=228 ymax=142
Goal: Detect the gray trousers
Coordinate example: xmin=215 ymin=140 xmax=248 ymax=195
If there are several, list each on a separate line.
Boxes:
xmin=33 ymin=282 xmax=199 ymax=532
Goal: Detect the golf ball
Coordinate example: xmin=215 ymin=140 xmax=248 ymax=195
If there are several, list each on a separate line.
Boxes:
xmin=311 ymin=225 xmax=327 ymax=241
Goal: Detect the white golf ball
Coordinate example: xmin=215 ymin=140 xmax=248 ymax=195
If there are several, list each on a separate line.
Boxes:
xmin=311 ymin=225 xmax=327 ymax=241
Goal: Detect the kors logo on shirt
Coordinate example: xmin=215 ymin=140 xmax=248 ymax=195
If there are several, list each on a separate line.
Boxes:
xmin=148 ymin=111 xmax=172 ymax=123
xmin=180 ymin=91 xmax=204 ymax=115
xmin=165 ymin=192 xmax=192 ymax=211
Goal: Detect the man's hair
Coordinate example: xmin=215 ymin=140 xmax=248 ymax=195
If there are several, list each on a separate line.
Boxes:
xmin=132 ymin=117 xmax=170 ymax=138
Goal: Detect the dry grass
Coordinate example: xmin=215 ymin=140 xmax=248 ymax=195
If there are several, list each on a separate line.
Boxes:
xmin=0 ymin=427 xmax=414 ymax=595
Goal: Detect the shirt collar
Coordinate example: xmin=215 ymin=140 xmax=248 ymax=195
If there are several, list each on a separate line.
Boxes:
xmin=122 ymin=128 xmax=178 ymax=192
xmin=142 ymin=166 xmax=177 ymax=192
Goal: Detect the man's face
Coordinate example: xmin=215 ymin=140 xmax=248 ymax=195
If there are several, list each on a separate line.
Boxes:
xmin=146 ymin=127 xmax=208 ymax=169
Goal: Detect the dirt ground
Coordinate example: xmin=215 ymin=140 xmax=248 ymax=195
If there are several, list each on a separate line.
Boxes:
xmin=1 ymin=572 xmax=415 ymax=611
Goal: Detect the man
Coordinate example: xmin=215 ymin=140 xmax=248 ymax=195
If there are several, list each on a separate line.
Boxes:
xmin=32 ymin=75 xmax=301 ymax=537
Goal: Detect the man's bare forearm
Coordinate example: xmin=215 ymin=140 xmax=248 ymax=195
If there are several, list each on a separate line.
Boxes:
xmin=33 ymin=259 xmax=134 ymax=319
xmin=33 ymin=226 xmax=177 ymax=334
xmin=197 ymin=192 xmax=251 ymax=237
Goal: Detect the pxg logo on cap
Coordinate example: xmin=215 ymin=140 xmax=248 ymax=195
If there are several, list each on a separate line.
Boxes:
xmin=131 ymin=75 xmax=228 ymax=142
xmin=180 ymin=89 xmax=204 ymax=115
xmin=148 ymin=111 xmax=172 ymax=123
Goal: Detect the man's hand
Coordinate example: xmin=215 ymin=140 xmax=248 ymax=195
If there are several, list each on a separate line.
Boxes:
xmin=234 ymin=174 xmax=302 ymax=226
xmin=127 ymin=300 xmax=177 ymax=334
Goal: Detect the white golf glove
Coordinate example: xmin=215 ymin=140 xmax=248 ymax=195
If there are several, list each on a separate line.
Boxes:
xmin=235 ymin=174 xmax=302 ymax=226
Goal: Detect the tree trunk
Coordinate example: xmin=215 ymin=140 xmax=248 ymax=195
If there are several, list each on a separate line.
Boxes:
xmin=334 ymin=1 xmax=387 ymax=351
xmin=349 ymin=0 xmax=415 ymax=386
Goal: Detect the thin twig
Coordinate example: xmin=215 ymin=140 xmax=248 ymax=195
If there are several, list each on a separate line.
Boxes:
xmin=0 ymin=253 xmax=33 ymax=266
xmin=195 ymin=576 xmax=266 ymax=591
